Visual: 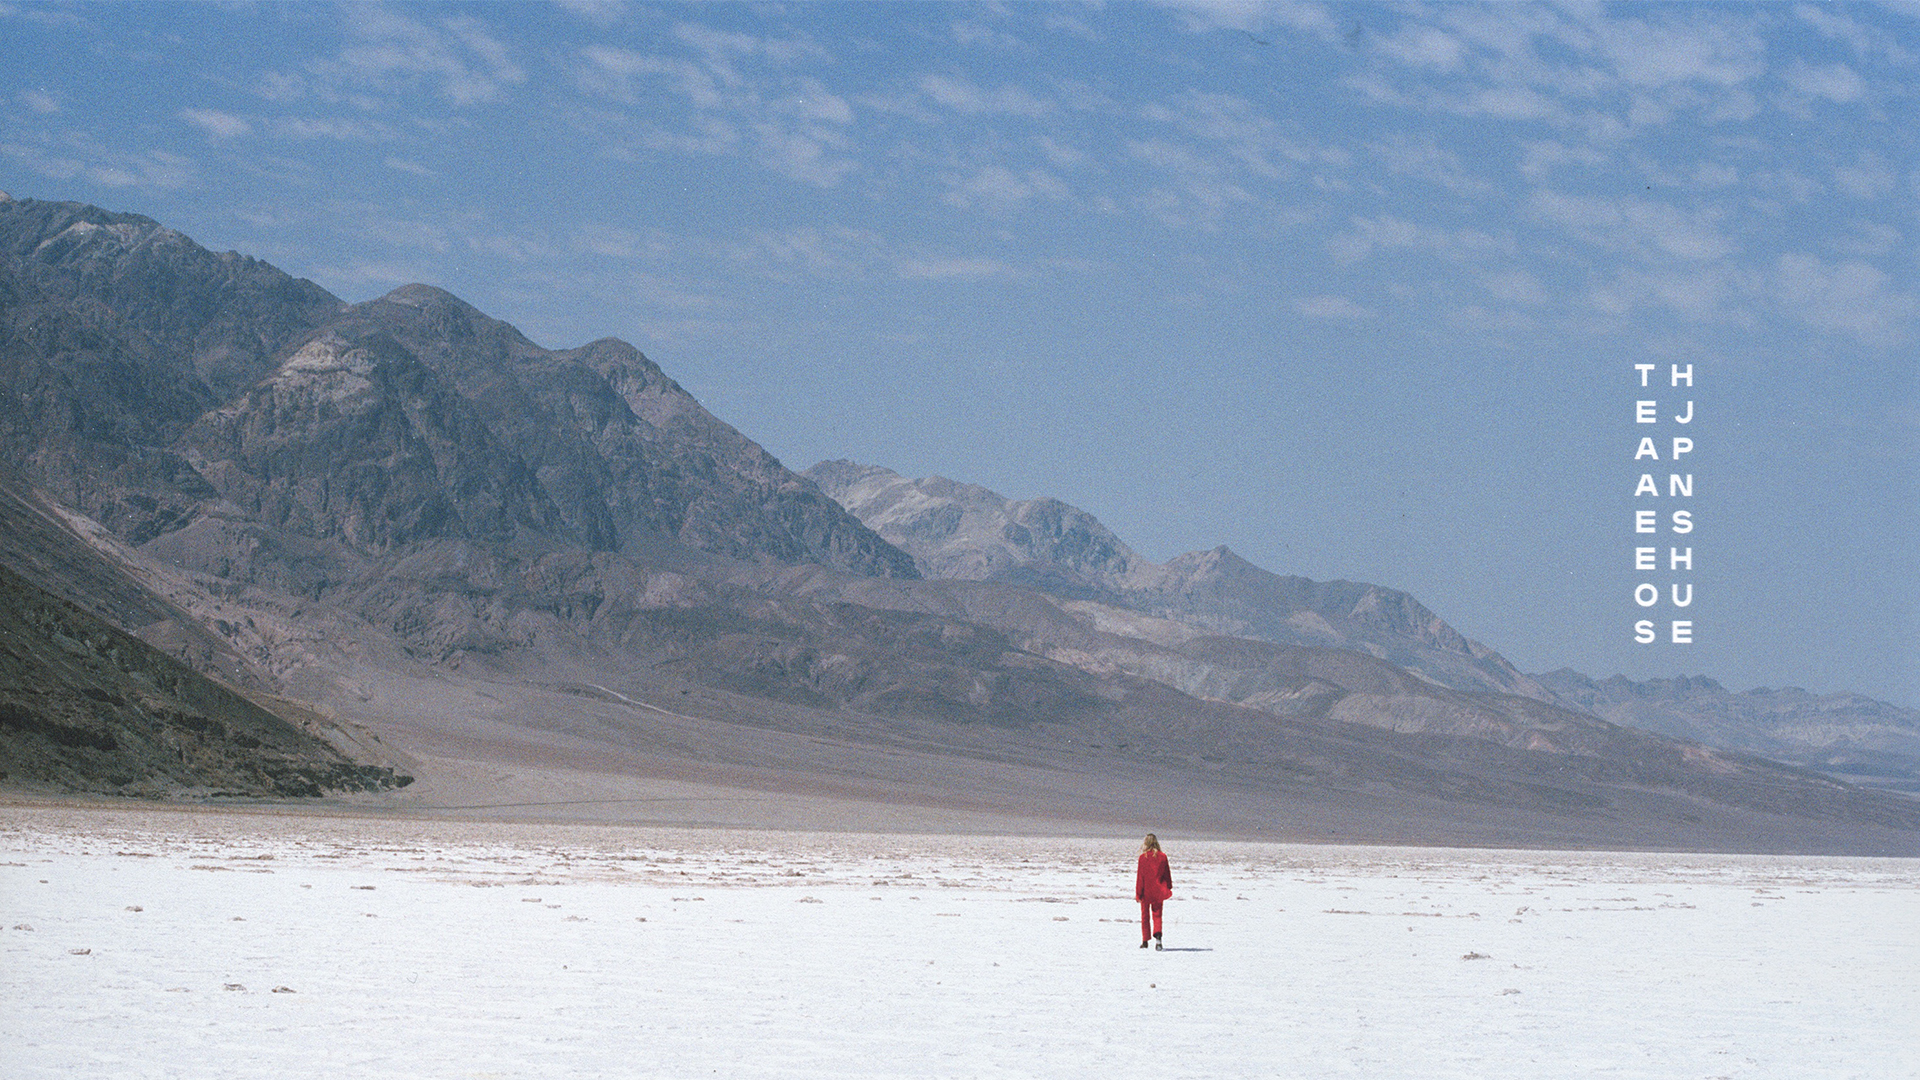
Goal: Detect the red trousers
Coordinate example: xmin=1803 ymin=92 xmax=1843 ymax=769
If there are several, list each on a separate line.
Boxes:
xmin=1140 ymin=900 xmax=1163 ymax=940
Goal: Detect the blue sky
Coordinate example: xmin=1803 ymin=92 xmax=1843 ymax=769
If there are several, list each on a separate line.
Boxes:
xmin=3 ymin=1 xmax=1916 ymax=706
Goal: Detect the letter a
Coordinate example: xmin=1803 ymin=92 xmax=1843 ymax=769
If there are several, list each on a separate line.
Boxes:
xmin=1635 ymin=437 xmax=1659 ymax=460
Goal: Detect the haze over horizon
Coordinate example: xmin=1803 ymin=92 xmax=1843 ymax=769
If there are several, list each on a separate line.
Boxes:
xmin=2 ymin=1 xmax=1915 ymax=707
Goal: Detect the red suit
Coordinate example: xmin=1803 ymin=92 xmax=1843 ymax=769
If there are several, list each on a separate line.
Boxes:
xmin=1136 ymin=849 xmax=1172 ymax=942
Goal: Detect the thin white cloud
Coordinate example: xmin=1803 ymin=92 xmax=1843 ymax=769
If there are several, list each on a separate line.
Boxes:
xmin=1295 ymin=294 xmax=1374 ymax=320
xmin=1518 ymin=139 xmax=1610 ymax=183
xmin=21 ymin=88 xmax=59 ymax=114
xmin=1350 ymin=3 xmax=1780 ymax=141
xmin=1126 ymin=139 xmax=1255 ymax=229
xmin=1377 ymin=24 xmax=1467 ymax=72
xmin=180 ymin=108 xmax=252 ymax=139
xmin=1830 ymin=222 xmax=1902 ymax=259
xmin=672 ymin=21 xmax=826 ymax=67
xmin=619 ymin=270 xmax=724 ymax=312
xmin=751 ymin=120 xmax=855 ymax=188
xmin=729 ymin=226 xmax=873 ymax=278
xmin=1833 ymin=152 xmax=1898 ymax=200
xmin=1690 ymin=161 xmax=1739 ymax=189
xmin=1584 ymin=10 xmax=1767 ymax=89
xmin=1326 ymin=214 xmax=1510 ymax=268
xmin=917 ymin=74 xmax=1056 ymax=119
xmin=553 ymin=0 xmax=624 ymax=28
xmin=1527 ymin=191 xmax=1735 ymax=262
xmin=580 ymin=46 xmax=710 ymax=106
xmin=0 ymin=2 xmax=85 ymax=28
xmin=1328 ymin=213 xmax=1421 ymax=265
xmin=938 ymin=162 xmax=1069 ymax=212
xmin=1784 ymin=60 xmax=1866 ymax=103
xmin=384 ymin=157 xmax=435 ymax=177
xmin=950 ymin=16 xmax=1036 ymax=54
xmin=1367 ymin=132 xmax=1494 ymax=197
xmin=3 ymin=137 xmax=196 ymax=190
xmin=1479 ymin=269 xmax=1548 ymax=307
xmin=271 ymin=117 xmax=392 ymax=141
xmin=1772 ymin=253 xmax=1916 ymax=348
xmin=1121 ymin=90 xmax=1347 ymax=229
xmin=1144 ymin=91 xmax=1333 ymax=178
xmin=894 ymin=256 xmax=1013 ymax=281
xmin=574 ymin=225 xmax=676 ymax=263
xmin=467 ymin=232 xmax=554 ymax=264
xmin=1035 ymin=135 xmax=1087 ymax=169
xmin=1041 ymin=10 xmax=1102 ymax=42
xmin=721 ymin=225 xmax=1018 ymax=284
xmin=306 ymin=6 xmax=526 ymax=107
xmin=1157 ymin=0 xmax=1340 ymax=40
xmin=578 ymin=28 xmax=856 ymax=189
xmin=1794 ymin=3 xmax=1920 ymax=67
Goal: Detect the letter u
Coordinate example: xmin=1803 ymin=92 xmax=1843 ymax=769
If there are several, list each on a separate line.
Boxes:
xmin=1671 ymin=583 xmax=1693 ymax=608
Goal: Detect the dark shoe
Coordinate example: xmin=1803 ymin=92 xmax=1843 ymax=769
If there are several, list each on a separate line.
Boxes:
xmin=1155 ymin=941 xmax=1163 ymax=951
xmin=1140 ymin=940 xmax=1149 ymax=949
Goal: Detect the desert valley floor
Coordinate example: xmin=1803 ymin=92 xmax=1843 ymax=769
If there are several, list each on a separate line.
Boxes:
xmin=4 ymin=802 xmax=1915 ymax=1079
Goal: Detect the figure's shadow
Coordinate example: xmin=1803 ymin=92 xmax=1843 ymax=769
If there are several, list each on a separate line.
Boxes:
xmin=1158 ymin=947 xmax=1213 ymax=952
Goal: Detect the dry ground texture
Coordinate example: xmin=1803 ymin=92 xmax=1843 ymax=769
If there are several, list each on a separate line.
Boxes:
xmin=4 ymin=803 xmax=1917 ymax=1079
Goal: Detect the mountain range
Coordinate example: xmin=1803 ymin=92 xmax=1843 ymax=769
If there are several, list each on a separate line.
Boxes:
xmin=2 ymin=193 xmax=1913 ymax=853
xmin=806 ymin=460 xmax=1920 ymax=796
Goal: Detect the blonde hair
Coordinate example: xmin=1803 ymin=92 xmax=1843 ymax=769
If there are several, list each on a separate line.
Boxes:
xmin=1142 ymin=833 xmax=1161 ymax=852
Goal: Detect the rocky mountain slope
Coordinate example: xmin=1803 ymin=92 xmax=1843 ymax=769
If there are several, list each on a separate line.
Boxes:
xmin=1539 ymin=670 xmax=1920 ymax=794
xmin=807 ymin=461 xmax=1918 ymax=796
xmin=806 ymin=460 xmax=1549 ymax=700
xmin=0 ymin=476 xmax=407 ymax=797
xmin=1 ymin=194 xmax=1913 ymax=851
xmin=1 ymin=196 xmax=910 ymax=581
xmin=0 ymin=195 xmax=343 ymax=544
xmin=0 ymin=560 xmax=405 ymax=797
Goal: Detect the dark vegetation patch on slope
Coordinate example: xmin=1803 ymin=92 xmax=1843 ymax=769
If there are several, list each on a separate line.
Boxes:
xmin=0 ymin=562 xmax=408 ymax=796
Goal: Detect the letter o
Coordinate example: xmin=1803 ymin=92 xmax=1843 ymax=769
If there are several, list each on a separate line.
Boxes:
xmin=1634 ymin=583 xmax=1659 ymax=607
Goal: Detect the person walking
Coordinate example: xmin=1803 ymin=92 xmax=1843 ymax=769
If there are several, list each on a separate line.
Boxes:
xmin=1136 ymin=833 xmax=1173 ymax=950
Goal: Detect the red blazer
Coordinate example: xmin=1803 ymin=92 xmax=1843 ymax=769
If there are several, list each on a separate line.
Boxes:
xmin=1136 ymin=850 xmax=1172 ymax=904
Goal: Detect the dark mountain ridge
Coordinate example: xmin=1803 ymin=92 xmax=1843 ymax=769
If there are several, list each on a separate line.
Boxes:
xmin=0 ymin=196 xmax=344 ymax=543
xmin=1 ymin=196 xmax=913 ymax=580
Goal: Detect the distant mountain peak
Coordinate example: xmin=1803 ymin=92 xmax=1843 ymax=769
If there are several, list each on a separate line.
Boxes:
xmin=811 ymin=459 xmax=1551 ymax=700
xmin=805 ymin=460 xmax=1143 ymax=595
xmin=380 ymin=283 xmax=469 ymax=309
xmin=1165 ymin=544 xmax=1249 ymax=572
xmin=1534 ymin=668 xmax=1920 ymax=791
